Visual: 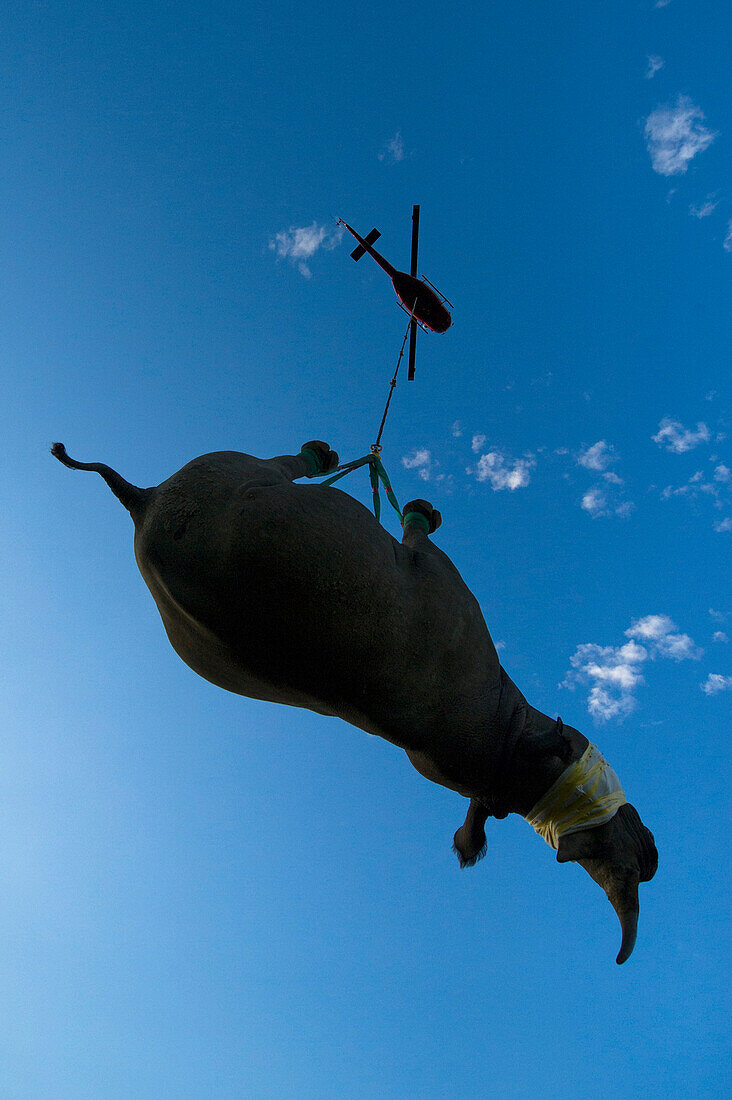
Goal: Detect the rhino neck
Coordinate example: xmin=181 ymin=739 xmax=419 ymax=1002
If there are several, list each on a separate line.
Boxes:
xmin=489 ymin=669 xmax=589 ymax=819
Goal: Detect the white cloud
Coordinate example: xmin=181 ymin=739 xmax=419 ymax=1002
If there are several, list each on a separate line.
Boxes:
xmin=575 ymin=441 xmax=633 ymax=517
xmin=402 ymin=448 xmax=432 ymax=481
xmin=580 ymin=479 xmax=632 ymax=520
xmin=471 ymin=433 xmax=486 ymax=453
xmin=690 ymin=196 xmax=719 ymax=218
xmin=652 ymin=417 xmax=711 ymax=453
xmin=724 ymin=221 xmax=732 ymax=253
xmin=644 ymin=96 xmax=716 ymax=176
xmin=563 ymin=640 xmax=647 ymax=721
xmin=564 ymin=614 xmax=701 ymax=720
xmin=701 ymin=673 xmax=732 ymax=695
xmin=659 ymin=453 xmax=731 ymax=527
xmin=474 ymin=450 xmax=534 ymax=491
xmin=378 ymin=132 xmax=405 ymax=163
xmin=655 ymin=0 xmax=672 ymax=7
xmin=451 ymin=421 xmax=462 ymax=437
xmin=581 ymin=488 xmax=609 ymax=517
xmin=645 ymin=56 xmax=664 ymax=80
xmin=661 ymin=474 xmax=718 ymax=501
xmin=615 ymin=501 xmax=636 ymax=518
xmin=578 ymin=439 xmax=616 ymax=472
xmin=709 ymin=608 xmax=726 ymax=622
xmin=713 ymin=632 xmax=728 ymax=643
xmin=626 ymin=614 xmax=702 ymax=660
xmin=269 ymin=221 xmax=342 ymax=278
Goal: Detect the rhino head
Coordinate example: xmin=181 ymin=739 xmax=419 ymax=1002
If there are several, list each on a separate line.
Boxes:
xmin=557 ymin=803 xmax=658 ymax=964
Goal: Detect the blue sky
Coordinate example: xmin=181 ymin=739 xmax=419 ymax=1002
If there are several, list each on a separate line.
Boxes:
xmin=2 ymin=1 xmax=730 ymax=1096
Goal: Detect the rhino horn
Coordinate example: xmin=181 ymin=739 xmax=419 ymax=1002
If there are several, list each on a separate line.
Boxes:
xmin=607 ymin=871 xmax=639 ymax=965
xmin=575 ymin=859 xmax=640 ymax=965
xmin=52 ymin=443 xmax=150 ymax=522
xmin=556 ymin=803 xmax=657 ymax=965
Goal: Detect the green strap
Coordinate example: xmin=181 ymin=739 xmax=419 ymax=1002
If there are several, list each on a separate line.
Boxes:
xmin=309 ymin=452 xmax=405 ymax=525
xmin=402 ymin=511 xmax=430 ymax=534
xmin=373 ymin=457 xmax=403 ymax=521
xmin=319 ymin=453 xmax=372 ymax=487
xmin=369 ymin=460 xmax=381 ymax=522
xmin=299 ymin=446 xmax=322 ymax=476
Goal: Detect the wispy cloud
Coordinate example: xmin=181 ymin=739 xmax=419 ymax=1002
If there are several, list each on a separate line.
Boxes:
xmin=402 ymin=448 xmax=432 ymax=481
xmin=724 ymin=221 xmax=732 ymax=252
xmin=644 ymin=96 xmax=716 ymax=176
xmin=451 ymin=421 xmax=462 ymax=438
xmin=660 ymin=470 xmax=718 ymax=501
xmin=575 ymin=440 xmax=632 ymax=517
xmin=269 ymin=222 xmax=342 ymax=278
xmin=713 ymin=632 xmax=728 ymax=643
xmin=378 ymin=132 xmax=405 ymax=163
xmin=563 ymin=614 xmax=701 ymax=721
xmin=579 ymin=488 xmax=633 ymax=519
xmin=690 ymin=195 xmax=719 ymax=218
xmin=627 ymin=614 xmax=702 ymax=660
xmin=655 ymin=0 xmax=672 ymax=7
xmin=471 ymin=449 xmax=535 ymax=491
xmin=652 ymin=417 xmax=710 ymax=453
xmin=471 ymin=433 xmax=486 ymax=453
xmin=701 ymin=673 xmax=732 ymax=695
xmin=645 ymin=55 xmax=664 ymax=80
xmin=658 ymin=447 xmax=731 ymax=529
xmin=578 ymin=440 xmax=616 ymax=472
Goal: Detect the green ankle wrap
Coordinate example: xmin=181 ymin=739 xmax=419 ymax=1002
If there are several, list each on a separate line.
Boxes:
xmin=300 ymin=446 xmax=324 ymax=476
xmin=402 ymin=511 xmax=431 ymax=534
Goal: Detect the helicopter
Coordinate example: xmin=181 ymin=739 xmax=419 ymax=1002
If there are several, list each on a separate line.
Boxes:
xmin=338 ymin=206 xmax=452 ymax=380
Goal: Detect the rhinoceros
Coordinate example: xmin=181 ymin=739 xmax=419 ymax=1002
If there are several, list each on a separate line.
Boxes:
xmin=52 ymin=439 xmax=657 ymax=963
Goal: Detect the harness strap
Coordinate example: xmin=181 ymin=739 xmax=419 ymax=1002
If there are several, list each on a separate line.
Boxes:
xmin=313 ymin=452 xmax=405 ymax=525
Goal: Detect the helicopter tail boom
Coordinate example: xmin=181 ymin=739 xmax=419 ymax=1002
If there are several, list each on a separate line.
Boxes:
xmin=337 ymin=219 xmax=396 ymax=278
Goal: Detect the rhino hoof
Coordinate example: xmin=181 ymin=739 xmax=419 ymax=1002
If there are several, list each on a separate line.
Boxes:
xmin=301 ymin=440 xmax=339 ymax=476
xmin=403 ymin=499 xmax=442 ymax=533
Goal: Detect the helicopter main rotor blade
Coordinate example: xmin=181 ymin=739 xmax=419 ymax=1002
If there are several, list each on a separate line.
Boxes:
xmin=407 ymin=318 xmax=418 ymax=381
xmin=410 ymin=205 xmax=420 ymax=278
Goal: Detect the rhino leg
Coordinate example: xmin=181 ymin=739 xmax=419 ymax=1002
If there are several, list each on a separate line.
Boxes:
xmin=401 ymin=498 xmax=442 ymax=538
xmin=255 ymin=441 xmax=339 ymax=484
xmin=453 ymin=798 xmax=489 ymax=868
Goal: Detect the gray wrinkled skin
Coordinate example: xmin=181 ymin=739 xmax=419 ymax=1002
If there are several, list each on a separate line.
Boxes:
xmin=52 ymin=441 xmax=658 ymax=963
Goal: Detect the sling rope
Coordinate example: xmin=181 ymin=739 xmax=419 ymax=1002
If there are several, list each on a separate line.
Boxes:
xmin=306 ymin=309 xmax=418 ymax=525
xmin=372 ymin=307 xmax=414 ymax=454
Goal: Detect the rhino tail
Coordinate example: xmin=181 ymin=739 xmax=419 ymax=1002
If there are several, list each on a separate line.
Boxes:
xmin=51 ymin=442 xmax=151 ymax=521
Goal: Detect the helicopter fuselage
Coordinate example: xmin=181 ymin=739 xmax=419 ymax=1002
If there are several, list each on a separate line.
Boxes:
xmin=339 ymin=220 xmax=452 ymax=334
